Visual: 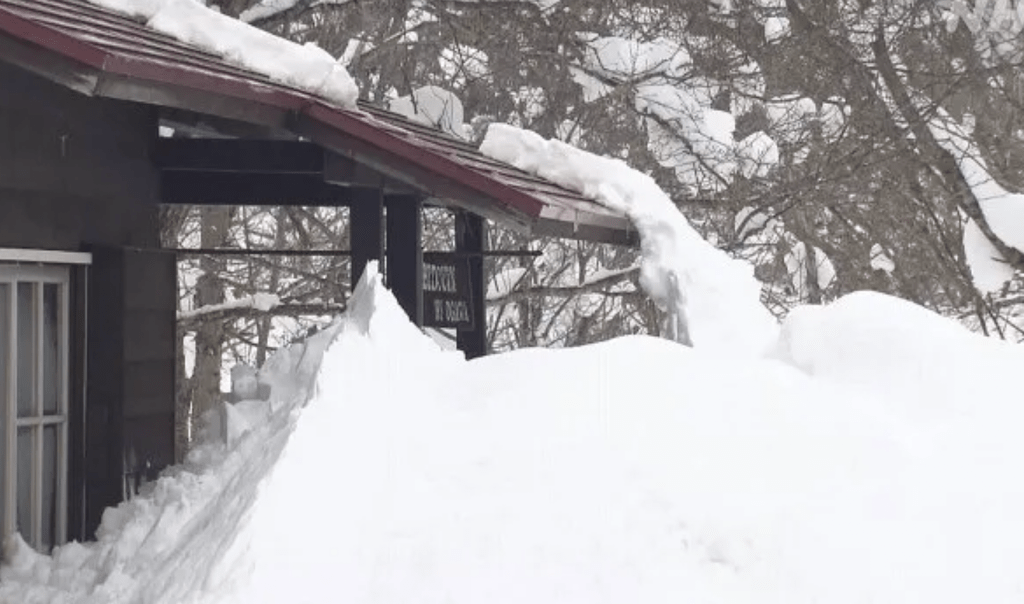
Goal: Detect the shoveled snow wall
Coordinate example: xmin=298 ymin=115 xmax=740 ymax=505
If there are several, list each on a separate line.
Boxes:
xmin=4 ymin=261 xmax=1024 ymax=604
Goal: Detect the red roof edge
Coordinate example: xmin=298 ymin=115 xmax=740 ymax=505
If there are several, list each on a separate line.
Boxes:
xmin=103 ymin=53 xmax=307 ymax=112
xmin=306 ymin=103 xmax=548 ymax=219
xmin=0 ymin=7 xmax=108 ymax=71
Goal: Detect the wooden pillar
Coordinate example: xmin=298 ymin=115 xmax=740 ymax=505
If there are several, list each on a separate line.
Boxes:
xmin=85 ymin=245 xmax=176 ymax=539
xmin=385 ymin=195 xmax=423 ymax=325
xmin=349 ymin=188 xmax=384 ymax=290
xmin=456 ymin=211 xmax=487 ymax=359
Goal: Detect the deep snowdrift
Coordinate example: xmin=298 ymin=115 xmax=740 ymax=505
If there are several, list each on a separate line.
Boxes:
xmin=3 ymin=268 xmax=1023 ymax=603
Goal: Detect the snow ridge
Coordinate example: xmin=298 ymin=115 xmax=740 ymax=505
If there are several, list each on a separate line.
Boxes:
xmin=480 ymin=122 xmax=777 ymax=356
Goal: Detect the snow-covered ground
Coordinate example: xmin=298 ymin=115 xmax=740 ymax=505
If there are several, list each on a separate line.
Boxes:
xmin=3 ymin=262 xmax=1023 ymax=604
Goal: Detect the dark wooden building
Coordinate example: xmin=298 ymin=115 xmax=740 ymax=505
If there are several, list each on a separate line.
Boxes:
xmin=0 ymin=0 xmax=635 ymax=553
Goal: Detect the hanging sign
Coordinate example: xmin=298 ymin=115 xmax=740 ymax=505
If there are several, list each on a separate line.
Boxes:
xmin=422 ymin=252 xmax=474 ymax=329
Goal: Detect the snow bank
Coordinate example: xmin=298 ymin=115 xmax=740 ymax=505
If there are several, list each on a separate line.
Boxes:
xmin=4 ymin=271 xmax=1024 ymax=603
xmin=0 ymin=263 xmax=418 ymax=604
xmin=225 ymin=335 xmax=920 ymax=604
xmin=88 ymin=0 xmax=358 ymax=108
xmin=773 ymin=290 xmax=1024 ymax=425
xmin=771 ymin=291 xmax=1024 ymax=602
xmin=480 ymin=122 xmax=777 ymax=356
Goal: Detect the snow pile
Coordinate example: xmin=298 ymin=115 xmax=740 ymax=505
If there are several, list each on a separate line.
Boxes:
xmin=818 ymin=97 xmax=849 ymax=142
xmin=764 ymin=16 xmax=790 ymax=42
xmin=869 ymin=243 xmax=895 ymax=273
xmin=0 ymin=263 xmax=455 ymax=604
xmin=0 ymin=298 xmax=345 ymax=604
xmin=226 ymin=335 xmax=907 ymax=604
xmin=751 ymin=0 xmax=790 ymax=42
xmin=389 ymin=85 xmax=467 ymax=138
xmin=770 ymin=291 xmax=1024 ymax=601
xmin=4 ymin=271 xmax=1024 ymax=603
xmin=481 ymin=122 xmax=777 ymax=356
xmin=88 ymin=0 xmax=358 ymax=108
xmin=773 ymin=290 xmax=1024 ymax=423
xmin=928 ymin=112 xmax=1024 ymax=291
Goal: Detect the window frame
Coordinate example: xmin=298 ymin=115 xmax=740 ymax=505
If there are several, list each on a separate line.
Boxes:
xmin=0 ymin=250 xmax=89 ymax=553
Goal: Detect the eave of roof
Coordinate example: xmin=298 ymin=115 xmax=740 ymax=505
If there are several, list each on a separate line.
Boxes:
xmin=0 ymin=0 xmax=638 ymax=246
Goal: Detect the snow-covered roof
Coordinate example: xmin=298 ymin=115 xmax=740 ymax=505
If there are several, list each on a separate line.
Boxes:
xmin=88 ymin=0 xmax=359 ymax=108
xmin=0 ymin=0 xmax=636 ymax=245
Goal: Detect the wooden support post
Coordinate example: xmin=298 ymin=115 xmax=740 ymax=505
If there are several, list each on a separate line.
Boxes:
xmin=85 ymin=246 xmax=176 ymax=539
xmin=385 ymin=195 xmax=423 ymax=326
xmin=349 ymin=188 xmax=384 ymax=290
xmin=456 ymin=211 xmax=487 ymax=359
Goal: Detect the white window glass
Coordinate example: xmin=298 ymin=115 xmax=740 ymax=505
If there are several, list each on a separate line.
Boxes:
xmin=1 ymin=264 xmax=70 ymax=553
xmin=42 ymin=284 xmax=59 ymax=415
xmin=16 ymin=427 xmax=31 ymax=537
xmin=16 ymin=283 xmax=33 ymax=418
xmin=0 ymin=283 xmax=7 ymax=530
xmin=42 ymin=424 xmax=58 ymax=550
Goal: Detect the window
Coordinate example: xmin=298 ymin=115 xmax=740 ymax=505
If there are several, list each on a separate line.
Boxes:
xmin=0 ymin=263 xmax=70 ymax=553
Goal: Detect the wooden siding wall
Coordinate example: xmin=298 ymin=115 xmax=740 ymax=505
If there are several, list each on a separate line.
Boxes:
xmin=0 ymin=60 xmax=175 ymax=540
xmin=86 ymin=247 xmax=176 ymax=537
xmin=0 ymin=62 xmax=160 ymax=249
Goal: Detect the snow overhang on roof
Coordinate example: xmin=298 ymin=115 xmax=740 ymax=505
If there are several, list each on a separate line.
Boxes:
xmin=0 ymin=0 xmax=638 ymax=246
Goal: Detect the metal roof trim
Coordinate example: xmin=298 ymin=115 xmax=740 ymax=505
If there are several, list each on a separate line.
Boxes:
xmin=102 ymin=52 xmax=308 ymax=111
xmin=0 ymin=5 xmax=109 ymax=71
xmin=306 ymin=102 xmax=548 ymax=219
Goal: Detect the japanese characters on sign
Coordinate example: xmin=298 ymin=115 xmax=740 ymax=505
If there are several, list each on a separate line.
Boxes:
xmin=422 ymin=252 xmax=474 ymax=329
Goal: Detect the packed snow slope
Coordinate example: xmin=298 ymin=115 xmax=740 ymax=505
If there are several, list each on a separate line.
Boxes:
xmin=3 ymin=266 xmax=1024 ymax=603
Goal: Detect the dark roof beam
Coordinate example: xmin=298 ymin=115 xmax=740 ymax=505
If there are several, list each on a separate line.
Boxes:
xmin=153 ymin=138 xmax=417 ymax=195
xmin=160 ymin=171 xmax=354 ymax=206
xmin=95 ymin=71 xmax=296 ymax=131
xmin=155 ymin=138 xmax=325 ymax=173
xmin=323 ymin=151 xmax=415 ymax=193
xmin=292 ymin=113 xmax=533 ymax=234
xmin=158 ymin=107 xmax=296 ymax=140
